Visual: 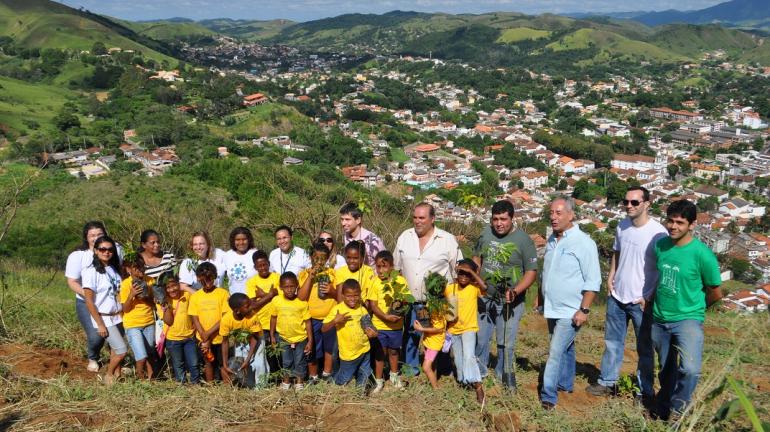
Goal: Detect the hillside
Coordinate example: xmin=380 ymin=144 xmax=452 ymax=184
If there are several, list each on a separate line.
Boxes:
xmin=0 ymin=0 xmax=176 ymax=63
xmin=546 ymin=28 xmax=690 ymax=63
xmin=633 ymin=0 xmax=770 ymax=27
xmin=650 ymin=24 xmax=760 ymax=57
xmin=0 ymin=75 xmax=78 ymax=133
xmin=198 ymin=18 xmax=295 ymax=41
xmin=118 ymin=19 xmax=216 ymax=42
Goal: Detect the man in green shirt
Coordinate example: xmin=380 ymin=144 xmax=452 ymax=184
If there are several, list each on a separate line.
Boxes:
xmin=652 ymin=199 xmax=722 ymax=420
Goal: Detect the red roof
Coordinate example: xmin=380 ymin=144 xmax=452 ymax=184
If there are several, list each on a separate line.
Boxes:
xmin=243 ymin=93 xmax=266 ymax=101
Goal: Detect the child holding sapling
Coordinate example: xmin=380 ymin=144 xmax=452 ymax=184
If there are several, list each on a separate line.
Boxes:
xmin=220 ymin=293 xmax=268 ymax=387
xmin=413 ymin=311 xmax=446 ymax=389
xmin=298 ymin=240 xmax=338 ymax=384
xmin=158 ymin=275 xmax=200 ymax=384
xmin=322 ymin=279 xmax=378 ymax=388
xmin=368 ymin=250 xmax=411 ymax=392
xmin=270 ymin=272 xmax=313 ymax=390
xmin=245 ymin=250 xmax=281 ymax=375
xmin=188 ymin=262 xmax=230 ymax=382
xmin=445 ymin=259 xmax=487 ymax=403
xmin=120 ymin=252 xmax=158 ymax=380
xmin=335 ymin=241 xmax=376 ymax=305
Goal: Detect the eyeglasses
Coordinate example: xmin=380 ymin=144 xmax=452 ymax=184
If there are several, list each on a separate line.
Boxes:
xmin=96 ymin=247 xmax=114 ymax=253
xmin=621 ymin=199 xmax=643 ymax=207
xmin=319 ymin=238 xmax=334 ymax=244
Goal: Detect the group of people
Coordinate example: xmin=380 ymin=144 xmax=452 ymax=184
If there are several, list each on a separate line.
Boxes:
xmin=64 ymin=191 xmax=722 ymax=420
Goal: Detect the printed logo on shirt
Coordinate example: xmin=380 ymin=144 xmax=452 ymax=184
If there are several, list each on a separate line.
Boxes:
xmin=230 ymin=263 xmax=248 ymax=281
xmin=659 ymin=263 xmax=679 ymax=295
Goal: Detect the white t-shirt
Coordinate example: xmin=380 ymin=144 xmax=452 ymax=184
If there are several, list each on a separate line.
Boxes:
xmin=178 ymin=248 xmax=226 ymax=291
xmin=328 ymin=254 xmax=347 ymax=270
xmin=81 ymin=265 xmax=123 ymax=327
xmin=612 ymin=217 xmax=668 ymax=303
xmin=223 ymin=249 xmax=258 ymax=294
xmin=65 ymin=245 xmax=124 ymax=300
xmin=394 ymin=227 xmax=463 ymax=302
xmin=269 ymin=246 xmax=311 ymax=276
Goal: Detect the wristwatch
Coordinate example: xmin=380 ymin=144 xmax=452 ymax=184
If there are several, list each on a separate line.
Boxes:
xmin=580 ymin=307 xmax=590 ymax=314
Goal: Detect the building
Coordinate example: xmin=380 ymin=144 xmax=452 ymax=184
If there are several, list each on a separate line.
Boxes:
xmin=650 ymin=107 xmax=704 ymax=122
xmin=243 ymin=93 xmax=268 ymax=106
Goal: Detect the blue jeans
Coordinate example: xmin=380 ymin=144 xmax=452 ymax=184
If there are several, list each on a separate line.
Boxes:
xmin=652 ymin=320 xmax=704 ymax=417
xmin=311 ymin=318 xmax=338 ymax=360
xmin=451 ymin=331 xmax=482 ymax=384
xmin=278 ymin=336 xmax=308 ymax=379
xmin=335 ymin=351 xmax=372 ymax=386
xmin=476 ymin=298 xmax=524 ymax=385
xmin=541 ymin=318 xmax=580 ymax=405
xmin=75 ymin=299 xmax=105 ymax=361
xmin=597 ymin=296 xmax=654 ymax=397
xmin=166 ymin=338 xmax=200 ymax=383
xmin=402 ymin=304 xmax=424 ymax=376
xmin=125 ymin=325 xmax=155 ymax=361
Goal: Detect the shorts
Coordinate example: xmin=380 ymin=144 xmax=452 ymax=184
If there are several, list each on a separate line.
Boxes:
xmin=424 ymin=348 xmax=439 ymax=363
xmin=376 ymin=329 xmax=403 ymax=350
xmin=125 ymin=324 xmax=155 ymax=361
xmin=311 ymin=318 xmax=337 ymax=360
xmin=105 ymin=323 xmax=128 ymax=355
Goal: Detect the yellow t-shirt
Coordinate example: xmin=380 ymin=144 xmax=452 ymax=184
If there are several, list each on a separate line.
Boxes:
xmin=119 ymin=276 xmax=156 ymax=329
xmin=445 ymin=283 xmax=481 ymax=335
xmin=245 ymin=272 xmax=280 ymax=330
xmin=423 ymin=313 xmax=447 ymax=352
xmin=270 ymin=296 xmax=310 ymax=344
xmin=188 ymin=287 xmax=230 ymax=344
xmin=299 ymin=268 xmax=338 ymax=320
xmin=156 ymin=293 xmax=194 ymax=341
xmin=219 ymin=310 xmax=262 ymax=338
xmin=335 ymin=265 xmax=376 ymax=301
xmin=367 ymin=275 xmax=409 ymax=331
xmin=323 ymin=303 xmax=371 ymax=361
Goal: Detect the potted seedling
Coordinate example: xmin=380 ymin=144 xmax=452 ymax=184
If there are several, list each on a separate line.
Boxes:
xmin=422 ymin=272 xmax=449 ymax=327
xmin=359 ymin=314 xmax=376 ymax=332
xmin=381 ymin=270 xmax=415 ymax=316
xmin=311 ymin=254 xmax=332 ymax=300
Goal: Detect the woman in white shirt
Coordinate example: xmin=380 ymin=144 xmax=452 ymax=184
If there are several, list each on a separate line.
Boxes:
xmin=178 ymin=231 xmax=225 ymax=294
xmin=317 ymin=230 xmax=346 ymax=270
xmin=269 ymin=225 xmax=311 ymax=276
xmin=223 ymin=227 xmax=258 ymax=294
xmin=82 ymin=236 xmax=127 ymax=385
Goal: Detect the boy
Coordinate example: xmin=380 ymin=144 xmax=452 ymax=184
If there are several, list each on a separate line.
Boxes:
xmin=220 ymin=293 xmax=266 ymax=387
xmin=367 ymin=250 xmax=408 ymax=392
xmin=188 ymin=262 xmax=230 ymax=382
xmin=270 ymin=272 xmax=313 ymax=390
xmin=245 ymin=250 xmax=281 ymax=375
xmin=323 ymin=279 xmax=378 ymax=388
xmin=446 ymin=259 xmax=487 ymax=403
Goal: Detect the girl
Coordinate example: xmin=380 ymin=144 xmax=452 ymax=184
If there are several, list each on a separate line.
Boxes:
xmin=413 ymin=313 xmax=446 ymax=389
xmin=159 ymin=275 xmax=200 ymax=384
xmin=223 ymin=227 xmax=258 ymax=295
xmin=298 ymin=241 xmax=338 ymax=383
xmin=138 ymin=230 xmax=176 ymax=279
xmin=82 ymin=236 xmax=126 ymax=385
xmin=445 ymin=259 xmax=487 ymax=403
xmin=120 ymin=253 xmax=158 ymax=379
xmin=335 ymin=241 xmax=375 ymax=305
xmin=179 ymin=231 xmax=225 ymax=294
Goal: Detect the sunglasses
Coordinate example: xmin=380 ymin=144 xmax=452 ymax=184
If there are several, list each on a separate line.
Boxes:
xmin=621 ymin=199 xmax=643 ymax=207
xmin=318 ymin=238 xmax=334 ymax=243
xmin=96 ymin=247 xmax=114 ymax=253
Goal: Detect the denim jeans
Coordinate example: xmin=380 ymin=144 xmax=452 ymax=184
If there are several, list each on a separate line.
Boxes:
xmin=125 ymin=325 xmax=155 ymax=361
xmin=166 ymin=338 xmax=200 ymax=383
xmin=75 ymin=298 xmax=105 ymax=361
xmin=476 ymin=297 xmax=524 ymax=386
xmin=278 ymin=336 xmax=308 ymax=379
xmin=450 ymin=331 xmax=482 ymax=384
xmin=335 ymin=351 xmax=372 ymax=386
xmin=402 ymin=304 xmax=424 ymax=376
xmin=540 ymin=318 xmax=580 ymax=405
xmin=597 ymin=296 xmax=654 ymax=397
xmin=652 ymin=320 xmax=704 ymax=417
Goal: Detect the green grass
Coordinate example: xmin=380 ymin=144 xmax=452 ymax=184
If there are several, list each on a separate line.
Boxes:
xmin=390 ymin=147 xmax=409 ymax=163
xmin=118 ymin=20 xmax=215 ymax=42
xmin=207 ymin=103 xmax=312 ymax=139
xmin=496 ymin=27 xmax=552 ymax=43
xmin=546 ymin=28 xmax=691 ymax=63
xmin=0 ymin=75 xmax=77 ymax=133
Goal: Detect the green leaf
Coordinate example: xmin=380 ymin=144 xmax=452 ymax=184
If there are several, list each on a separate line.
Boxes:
xmin=726 ymin=376 xmax=766 ymax=432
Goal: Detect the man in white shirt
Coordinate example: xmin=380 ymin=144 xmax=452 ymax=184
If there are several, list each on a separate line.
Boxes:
xmin=269 ymin=225 xmax=311 ymax=276
xmin=394 ymin=203 xmax=463 ymax=375
xmin=587 ymin=187 xmax=667 ymax=405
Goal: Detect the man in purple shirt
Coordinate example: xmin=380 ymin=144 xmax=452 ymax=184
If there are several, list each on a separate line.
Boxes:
xmin=339 ymin=202 xmax=386 ymax=267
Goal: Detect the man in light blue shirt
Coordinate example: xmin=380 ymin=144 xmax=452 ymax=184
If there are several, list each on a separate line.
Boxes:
xmin=539 ymin=196 xmax=600 ymax=410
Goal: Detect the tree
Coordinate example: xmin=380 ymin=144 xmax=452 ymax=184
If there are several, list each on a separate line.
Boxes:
xmin=91 ymin=41 xmax=107 ymax=56
xmin=53 ymin=110 xmax=80 ymax=131
xmin=667 ymin=163 xmax=679 ymax=180
xmin=679 ymin=160 xmax=692 ymax=176
xmin=696 ymin=196 xmax=719 ymax=212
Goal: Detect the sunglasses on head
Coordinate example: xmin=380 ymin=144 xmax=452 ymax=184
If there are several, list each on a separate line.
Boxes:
xmin=621 ymin=199 xmax=643 ymax=207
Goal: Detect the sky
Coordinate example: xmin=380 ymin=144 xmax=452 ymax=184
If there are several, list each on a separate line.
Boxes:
xmin=56 ymin=0 xmax=726 ymax=22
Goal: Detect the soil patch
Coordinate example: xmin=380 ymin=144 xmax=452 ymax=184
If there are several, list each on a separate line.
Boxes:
xmin=0 ymin=343 xmax=93 ymax=381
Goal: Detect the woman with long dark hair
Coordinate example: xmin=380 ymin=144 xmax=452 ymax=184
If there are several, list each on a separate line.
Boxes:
xmin=82 ymin=236 xmax=127 ymax=385
xmin=137 ymin=229 xmax=177 ymax=279
xmin=65 ymin=221 xmax=122 ymax=372
xmin=222 ymin=227 xmax=258 ymax=295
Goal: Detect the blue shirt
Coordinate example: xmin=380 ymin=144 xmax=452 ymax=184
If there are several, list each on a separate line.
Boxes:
xmin=543 ymin=225 xmax=601 ymax=319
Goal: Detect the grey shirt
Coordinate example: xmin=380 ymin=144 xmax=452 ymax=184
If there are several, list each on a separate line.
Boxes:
xmin=473 ymin=226 xmax=538 ymax=302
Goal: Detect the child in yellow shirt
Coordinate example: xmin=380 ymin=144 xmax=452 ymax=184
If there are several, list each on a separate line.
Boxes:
xmin=220 ymin=293 xmax=266 ymax=387
xmin=335 ymin=241 xmax=375 ymax=304
xmin=188 ymin=262 xmax=230 ymax=382
xmin=158 ymin=276 xmax=199 ymax=384
xmin=414 ymin=312 xmax=446 ymax=389
xmin=367 ymin=250 xmax=409 ymax=392
xmin=120 ymin=254 xmax=158 ymax=380
xmin=322 ymin=279 xmax=378 ymax=387
xmin=445 ymin=259 xmax=487 ymax=403
xmin=245 ymin=250 xmax=280 ymax=376
xmin=270 ymin=272 xmax=312 ymax=390
xmin=298 ymin=241 xmax=338 ymax=384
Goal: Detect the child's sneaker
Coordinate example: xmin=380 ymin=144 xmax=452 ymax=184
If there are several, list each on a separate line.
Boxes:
xmin=294 ymin=383 xmax=305 ymax=391
xmin=280 ymin=382 xmax=291 ymax=391
xmin=322 ymin=372 xmax=334 ymax=383
xmin=389 ymin=372 xmax=403 ymax=389
xmin=308 ymin=375 xmax=320 ymax=385
xmin=86 ymin=360 xmax=99 ymax=372
xmin=372 ymin=378 xmax=385 ymax=394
